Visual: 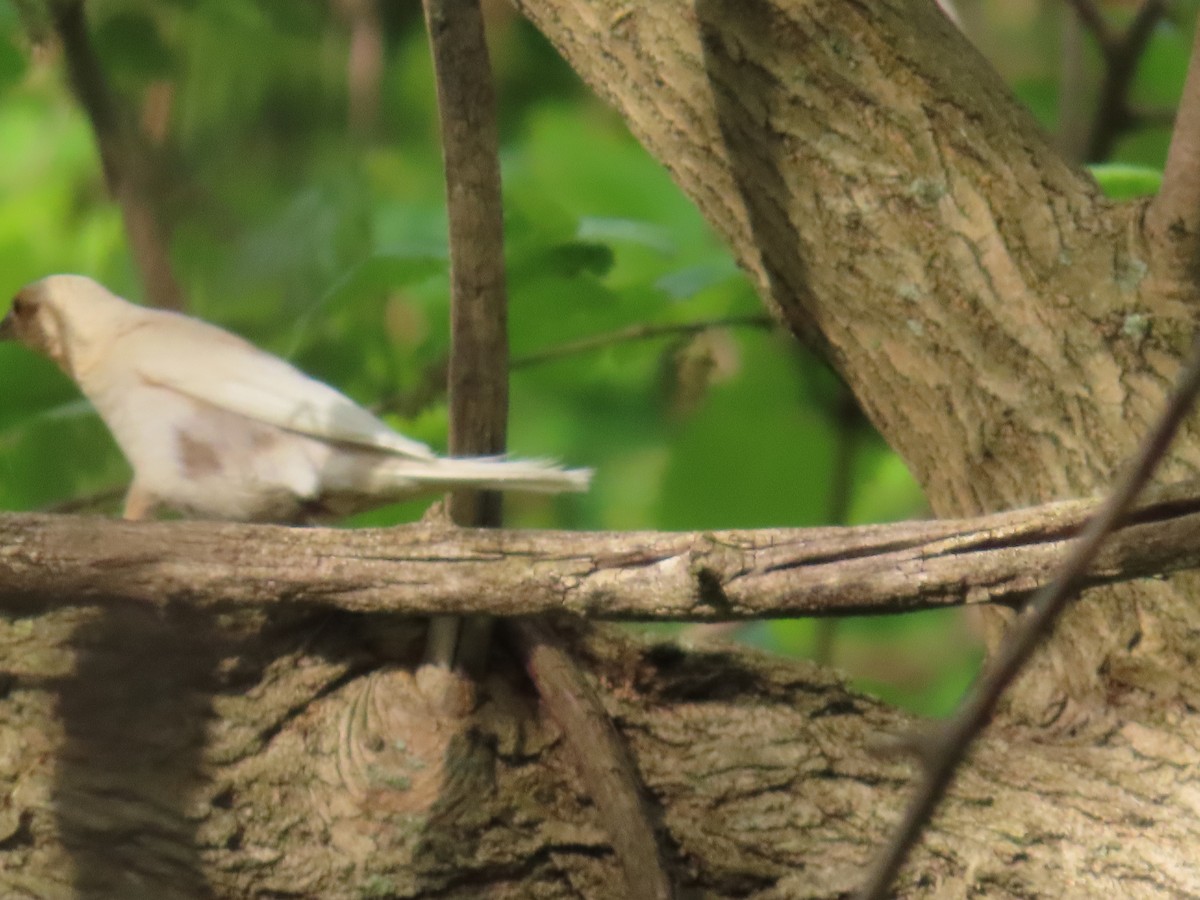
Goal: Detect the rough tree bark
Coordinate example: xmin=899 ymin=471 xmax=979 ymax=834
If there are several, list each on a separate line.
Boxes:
xmin=513 ymin=0 xmax=1200 ymax=732
xmin=3 ymin=1 xmax=1200 ymax=897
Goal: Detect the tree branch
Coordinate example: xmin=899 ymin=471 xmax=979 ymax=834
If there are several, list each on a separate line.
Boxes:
xmin=421 ymin=0 xmax=509 ymax=668
xmin=423 ymin=0 xmax=509 ymax=520
xmin=48 ymin=0 xmax=185 ymax=310
xmin=510 ymin=314 xmax=776 ymax=369
xmin=509 ymin=619 xmax=675 ymax=900
xmin=1064 ymin=0 xmax=1113 ymax=51
xmin=4 ymin=479 xmax=1200 ymax=619
xmin=1083 ymin=0 xmax=1169 ymax=161
xmin=420 ymin=4 xmax=672 ymax=895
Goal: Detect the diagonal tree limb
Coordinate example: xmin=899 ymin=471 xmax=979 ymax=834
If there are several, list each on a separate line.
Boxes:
xmin=5 ymin=477 xmax=1200 ymax=619
xmin=509 ymin=618 xmax=675 ymax=900
xmin=48 ymin=0 xmax=185 ymax=310
xmin=1064 ymin=0 xmax=1114 ymax=51
xmin=856 ymin=332 xmax=1200 ymax=900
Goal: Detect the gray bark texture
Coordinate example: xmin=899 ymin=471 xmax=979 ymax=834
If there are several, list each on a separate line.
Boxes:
xmin=3 ymin=0 xmax=1200 ymax=897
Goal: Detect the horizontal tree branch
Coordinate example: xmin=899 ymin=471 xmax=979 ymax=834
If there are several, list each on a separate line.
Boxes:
xmin=4 ymin=480 xmax=1200 ymax=619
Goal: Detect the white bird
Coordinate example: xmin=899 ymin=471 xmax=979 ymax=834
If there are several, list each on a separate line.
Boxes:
xmin=0 ymin=274 xmax=590 ymax=522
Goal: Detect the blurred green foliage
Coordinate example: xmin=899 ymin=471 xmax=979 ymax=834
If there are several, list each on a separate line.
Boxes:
xmin=0 ymin=1 xmax=1189 ymax=715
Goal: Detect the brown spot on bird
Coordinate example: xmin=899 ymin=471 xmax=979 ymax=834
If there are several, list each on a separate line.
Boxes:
xmin=177 ymin=431 xmax=223 ymax=478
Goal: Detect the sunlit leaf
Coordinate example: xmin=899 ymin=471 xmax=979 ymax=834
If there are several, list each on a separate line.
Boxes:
xmin=1088 ymin=163 xmax=1163 ymax=199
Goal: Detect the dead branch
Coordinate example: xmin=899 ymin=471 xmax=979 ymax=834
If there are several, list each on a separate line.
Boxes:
xmin=4 ymin=479 xmax=1200 ymax=619
xmin=421 ymin=0 xmax=509 ymax=667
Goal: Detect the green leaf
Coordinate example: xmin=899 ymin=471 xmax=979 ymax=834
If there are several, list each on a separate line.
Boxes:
xmin=577 ymin=216 xmax=675 ymax=254
xmin=1088 ymin=163 xmax=1163 ymax=199
xmin=656 ymin=259 xmax=740 ymax=300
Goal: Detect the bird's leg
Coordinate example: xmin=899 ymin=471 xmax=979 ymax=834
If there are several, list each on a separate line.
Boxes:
xmin=424 ymin=616 xmax=461 ymax=667
xmin=122 ymin=484 xmax=159 ymax=521
xmin=419 ymin=500 xmax=462 ymax=668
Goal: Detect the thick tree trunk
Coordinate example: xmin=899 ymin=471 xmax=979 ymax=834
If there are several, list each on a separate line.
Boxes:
xmin=5 ymin=0 xmax=1200 ymax=896
xmin=510 ymin=0 xmax=1200 ymax=727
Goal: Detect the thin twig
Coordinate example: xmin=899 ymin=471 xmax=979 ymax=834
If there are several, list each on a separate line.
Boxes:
xmin=1064 ymin=0 xmax=1113 ymax=51
xmin=1146 ymin=9 xmax=1200 ymax=276
xmin=510 ymin=314 xmax=776 ymax=369
xmin=368 ymin=316 xmax=776 ymax=420
xmin=421 ymin=0 xmax=509 ymax=668
xmin=48 ymin=0 xmax=185 ymax=310
xmin=856 ymin=332 xmax=1200 ymax=900
xmin=419 ymin=4 xmax=675 ymax=895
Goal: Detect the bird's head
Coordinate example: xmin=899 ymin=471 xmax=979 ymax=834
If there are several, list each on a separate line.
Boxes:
xmin=0 ymin=275 xmax=137 ymax=378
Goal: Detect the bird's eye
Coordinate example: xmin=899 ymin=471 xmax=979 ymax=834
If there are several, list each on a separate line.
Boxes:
xmin=9 ymin=294 xmax=27 ymax=316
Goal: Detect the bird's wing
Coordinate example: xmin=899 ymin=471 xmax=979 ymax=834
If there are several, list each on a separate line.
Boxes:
xmin=123 ymin=316 xmax=437 ymax=460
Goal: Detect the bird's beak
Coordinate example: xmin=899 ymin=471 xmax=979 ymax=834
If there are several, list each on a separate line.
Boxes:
xmin=0 ymin=311 xmax=15 ymax=342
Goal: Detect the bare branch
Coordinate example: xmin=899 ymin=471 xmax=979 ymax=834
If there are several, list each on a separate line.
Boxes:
xmin=857 ymin=333 xmax=1200 ymax=900
xmin=5 ymin=479 xmax=1200 ymax=619
xmin=419 ymin=4 xmax=672 ymax=895
xmin=421 ymin=0 xmax=509 ymax=665
xmin=1064 ymin=0 xmax=1114 ymax=51
xmin=422 ymin=0 xmax=509 ymax=500
xmin=1084 ymin=0 xmax=1169 ymax=161
xmin=48 ymin=1 xmax=185 ymax=310
xmin=511 ymin=619 xmax=675 ymax=900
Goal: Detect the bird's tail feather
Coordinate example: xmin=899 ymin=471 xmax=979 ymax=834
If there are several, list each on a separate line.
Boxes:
xmin=373 ymin=455 xmax=591 ymax=496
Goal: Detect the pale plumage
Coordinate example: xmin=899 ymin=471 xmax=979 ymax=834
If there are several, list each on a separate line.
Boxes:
xmin=0 ymin=274 xmax=590 ymax=521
